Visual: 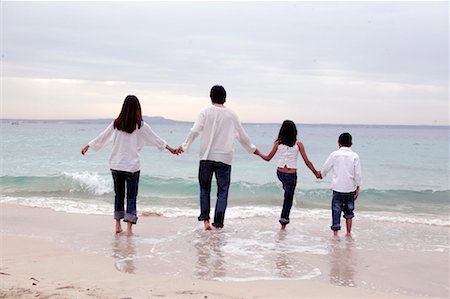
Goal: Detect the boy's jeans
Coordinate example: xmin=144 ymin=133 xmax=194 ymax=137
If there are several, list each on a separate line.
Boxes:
xmin=331 ymin=191 xmax=355 ymax=231
xmin=198 ymin=160 xmax=231 ymax=228
xmin=276 ymin=171 xmax=297 ymax=225
xmin=111 ymin=169 xmax=140 ymax=224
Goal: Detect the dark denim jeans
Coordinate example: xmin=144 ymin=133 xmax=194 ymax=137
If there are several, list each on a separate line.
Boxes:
xmin=198 ymin=160 xmax=232 ymax=228
xmin=331 ymin=191 xmax=355 ymax=231
xmin=111 ymin=169 xmax=140 ymax=224
xmin=276 ymin=171 xmax=297 ymax=225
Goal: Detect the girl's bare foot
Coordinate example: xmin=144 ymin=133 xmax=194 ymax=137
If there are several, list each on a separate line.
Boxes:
xmin=281 ymin=224 xmax=287 ymax=230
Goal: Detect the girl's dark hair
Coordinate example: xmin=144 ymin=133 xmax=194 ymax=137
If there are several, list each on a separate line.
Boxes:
xmin=276 ymin=120 xmax=298 ymax=147
xmin=114 ymin=95 xmax=143 ymax=133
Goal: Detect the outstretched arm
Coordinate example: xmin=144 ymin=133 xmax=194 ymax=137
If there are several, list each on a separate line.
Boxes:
xmin=297 ymin=141 xmax=321 ymax=179
xmin=254 ymin=142 xmax=279 ymax=161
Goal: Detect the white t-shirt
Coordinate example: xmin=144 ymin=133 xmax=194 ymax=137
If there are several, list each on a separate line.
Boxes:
xmin=182 ymin=106 xmax=256 ymax=165
xmin=88 ymin=121 xmax=167 ymax=172
xmin=277 ymin=144 xmax=299 ymax=168
xmin=321 ymin=147 xmax=362 ymax=193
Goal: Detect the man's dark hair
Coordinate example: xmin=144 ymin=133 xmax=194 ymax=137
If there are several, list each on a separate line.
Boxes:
xmin=338 ymin=132 xmax=352 ymax=147
xmin=210 ymin=85 xmax=226 ymax=104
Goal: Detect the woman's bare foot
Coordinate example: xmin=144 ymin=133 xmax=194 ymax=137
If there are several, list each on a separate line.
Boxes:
xmin=126 ymin=222 xmax=133 ymax=236
xmin=115 ymin=220 xmax=123 ymax=234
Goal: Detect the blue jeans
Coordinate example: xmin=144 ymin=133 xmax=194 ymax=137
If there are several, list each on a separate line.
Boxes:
xmin=331 ymin=191 xmax=355 ymax=231
xmin=111 ymin=169 xmax=140 ymax=224
xmin=277 ymin=171 xmax=297 ymax=225
xmin=198 ymin=160 xmax=231 ymax=228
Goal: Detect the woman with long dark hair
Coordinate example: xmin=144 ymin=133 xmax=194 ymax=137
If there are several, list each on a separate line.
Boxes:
xmin=255 ymin=120 xmax=321 ymax=229
xmin=81 ymin=95 xmax=177 ymax=236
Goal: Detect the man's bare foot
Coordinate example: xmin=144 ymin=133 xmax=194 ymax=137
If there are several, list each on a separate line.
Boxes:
xmin=203 ymin=220 xmax=212 ymax=231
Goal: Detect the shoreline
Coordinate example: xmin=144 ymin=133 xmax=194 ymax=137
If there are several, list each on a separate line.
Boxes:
xmin=1 ymin=203 xmax=448 ymax=298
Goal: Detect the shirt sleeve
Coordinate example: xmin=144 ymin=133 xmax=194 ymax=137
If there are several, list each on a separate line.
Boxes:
xmin=88 ymin=122 xmax=115 ymax=152
xmin=182 ymin=110 xmax=205 ymax=152
xmin=234 ymin=115 xmax=256 ymax=154
xmin=354 ymin=154 xmax=362 ymax=187
xmin=140 ymin=123 xmax=167 ymax=151
xmin=321 ymin=152 xmax=334 ymax=178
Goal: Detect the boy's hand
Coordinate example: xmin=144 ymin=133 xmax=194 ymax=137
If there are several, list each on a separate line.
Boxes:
xmin=354 ymin=187 xmax=360 ymax=200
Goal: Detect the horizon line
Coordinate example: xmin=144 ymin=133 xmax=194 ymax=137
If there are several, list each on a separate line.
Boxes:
xmin=1 ymin=116 xmax=448 ymax=128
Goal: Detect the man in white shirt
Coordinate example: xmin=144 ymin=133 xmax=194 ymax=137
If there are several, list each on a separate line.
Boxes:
xmin=178 ymin=85 xmax=257 ymax=230
xmin=321 ymin=132 xmax=362 ymax=237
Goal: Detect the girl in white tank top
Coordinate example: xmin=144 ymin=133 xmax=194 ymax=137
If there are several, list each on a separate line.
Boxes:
xmin=254 ymin=120 xmax=321 ymax=229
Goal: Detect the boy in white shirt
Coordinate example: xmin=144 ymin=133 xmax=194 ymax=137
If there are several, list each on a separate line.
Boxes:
xmin=177 ymin=85 xmax=257 ymax=230
xmin=320 ymin=133 xmax=362 ymax=237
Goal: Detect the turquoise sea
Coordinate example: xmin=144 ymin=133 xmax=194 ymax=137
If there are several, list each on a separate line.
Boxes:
xmin=1 ymin=118 xmax=448 ymax=227
xmin=2 ymin=118 xmax=449 ymax=296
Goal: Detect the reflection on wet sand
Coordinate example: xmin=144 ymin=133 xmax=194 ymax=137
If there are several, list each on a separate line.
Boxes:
xmin=194 ymin=230 xmax=227 ymax=279
xmin=329 ymin=237 xmax=357 ymax=287
xmin=275 ymin=230 xmax=295 ymax=278
xmin=112 ymin=235 xmax=137 ymax=274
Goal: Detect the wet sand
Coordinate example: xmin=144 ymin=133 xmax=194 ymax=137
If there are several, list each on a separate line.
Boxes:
xmin=1 ymin=203 xmax=448 ymax=298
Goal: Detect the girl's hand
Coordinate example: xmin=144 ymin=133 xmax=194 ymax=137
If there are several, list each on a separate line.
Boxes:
xmin=81 ymin=144 xmax=90 ymax=155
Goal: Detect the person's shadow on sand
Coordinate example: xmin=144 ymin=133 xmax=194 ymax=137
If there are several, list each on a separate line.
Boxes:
xmin=194 ymin=230 xmax=227 ymax=279
xmin=328 ymin=238 xmax=357 ymax=287
xmin=112 ymin=235 xmax=137 ymax=274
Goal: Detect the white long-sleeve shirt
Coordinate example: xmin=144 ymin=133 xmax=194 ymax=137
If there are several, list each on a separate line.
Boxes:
xmin=88 ymin=121 xmax=167 ymax=172
xmin=182 ymin=106 xmax=256 ymax=165
xmin=321 ymin=147 xmax=362 ymax=193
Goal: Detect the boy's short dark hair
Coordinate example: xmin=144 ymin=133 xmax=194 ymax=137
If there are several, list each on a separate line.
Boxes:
xmin=210 ymin=85 xmax=226 ymax=104
xmin=339 ymin=132 xmax=352 ymax=147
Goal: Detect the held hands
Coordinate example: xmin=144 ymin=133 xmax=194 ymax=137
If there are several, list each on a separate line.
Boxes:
xmin=81 ymin=144 xmax=90 ymax=155
xmin=166 ymin=145 xmax=184 ymax=155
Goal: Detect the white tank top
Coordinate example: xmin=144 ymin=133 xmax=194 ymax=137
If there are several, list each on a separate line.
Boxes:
xmin=277 ymin=144 xmax=299 ymax=168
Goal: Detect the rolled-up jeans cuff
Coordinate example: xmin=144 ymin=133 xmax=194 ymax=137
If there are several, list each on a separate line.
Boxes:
xmin=279 ymin=218 xmax=290 ymax=225
xmin=331 ymin=225 xmax=341 ymax=231
xmin=124 ymin=213 xmax=138 ymax=224
xmin=114 ymin=211 xmax=125 ymax=220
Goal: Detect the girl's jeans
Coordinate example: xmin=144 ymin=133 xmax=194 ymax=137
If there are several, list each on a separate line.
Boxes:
xmin=276 ymin=171 xmax=298 ymax=225
xmin=198 ymin=160 xmax=232 ymax=228
xmin=111 ymin=169 xmax=140 ymax=224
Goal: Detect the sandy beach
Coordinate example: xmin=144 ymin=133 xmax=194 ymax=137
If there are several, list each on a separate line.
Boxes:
xmin=1 ymin=203 xmax=448 ymax=299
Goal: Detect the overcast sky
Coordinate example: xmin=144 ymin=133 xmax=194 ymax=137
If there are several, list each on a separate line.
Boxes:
xmin=2 ymin=1 xmax=449 ymax=125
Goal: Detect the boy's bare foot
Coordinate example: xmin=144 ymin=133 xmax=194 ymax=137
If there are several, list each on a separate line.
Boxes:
xmin=345 ymin=233 xmax=353 ymax=240
xmin=203 ymin=220 xmax=212 ymax=231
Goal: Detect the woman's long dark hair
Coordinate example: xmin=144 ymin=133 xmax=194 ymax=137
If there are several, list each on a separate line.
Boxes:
xmin=276 ymin=120 xmax=297 ymax=147
xmin=114 ymin=95 xmax=143 ymax=133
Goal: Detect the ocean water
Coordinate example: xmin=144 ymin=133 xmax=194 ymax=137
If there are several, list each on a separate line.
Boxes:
xmin=1 ymin=119 xmax=448 ymax=226
xmin=1 ymin=119 xmax=449 ymax=296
